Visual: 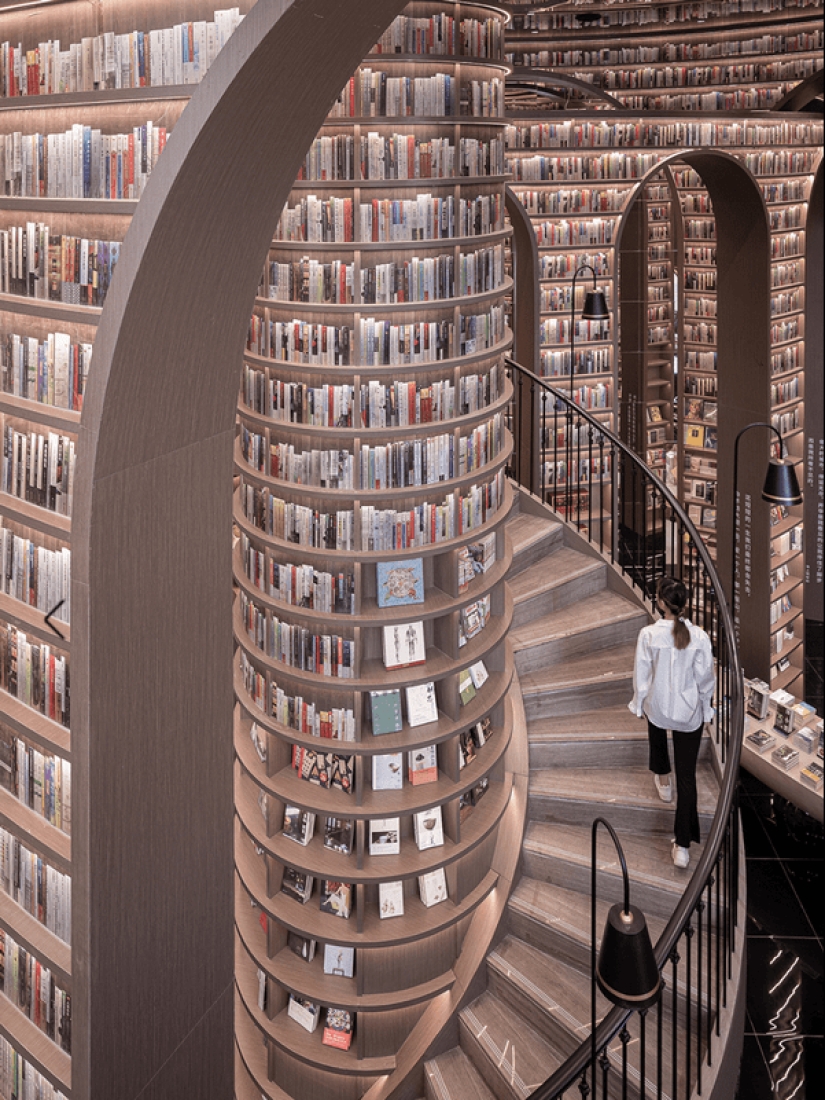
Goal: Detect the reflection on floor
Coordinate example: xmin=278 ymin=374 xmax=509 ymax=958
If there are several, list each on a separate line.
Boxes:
xmin=735 ymin=770 xmax=823 ymax=1099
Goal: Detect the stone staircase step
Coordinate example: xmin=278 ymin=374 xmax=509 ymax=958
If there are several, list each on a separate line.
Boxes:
xmin=458 ymin=991 xmax=563 ymax=1100
xmin=487 ymin=936 xmax=604 ymax=1059
xmin=519 ymin=644 xmax=638 ymax=720
xmin=488 ymin=936 xmax=700 ymax=1100
xmin=506 ymin=509 xmax=564 ymax=576
xmin=521 ymin=821 xmax=705 ymax=921
xmin=512 ymin=592 xmax=647 ymax=674
xmin=509 ymin=547 xmax=607 ymax=628
xmin=529 ymin=706 xmax=650 ymax=768
xmin=528 ymin=762 xmax=719 ymax=834
xmin=506 ymin=877 xmax=667 ymax=974
xmin=423 ymin=1046 xmax=498 ymax=1100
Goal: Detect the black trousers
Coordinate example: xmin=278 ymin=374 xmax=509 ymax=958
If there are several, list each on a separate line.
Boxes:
xmin=648 ymin=720 xmax=702 ymax=849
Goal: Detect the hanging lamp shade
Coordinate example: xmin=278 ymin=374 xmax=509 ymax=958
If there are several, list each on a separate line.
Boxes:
xmin=596 ymin=902 xmax=661 ymax=1011
xmin=761 ymin=458 xmax=802 ymax=506
xmin=582 ymin=289 xmax=609 ymax=321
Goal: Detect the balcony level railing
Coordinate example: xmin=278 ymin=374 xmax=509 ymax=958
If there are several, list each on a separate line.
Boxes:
xmin=506 ymin=357 xmax=744 ymax=1100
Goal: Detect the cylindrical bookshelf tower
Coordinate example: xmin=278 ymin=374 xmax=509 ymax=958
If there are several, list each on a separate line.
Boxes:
xmin=231 ymin=5 xmax=515 ymax=1098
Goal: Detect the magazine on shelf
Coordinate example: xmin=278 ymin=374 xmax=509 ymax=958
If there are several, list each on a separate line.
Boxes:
xmin=281 ymin=867 xmax=314 ymax=904
xmin=287 ymin=993 xmax=320 ymax=1033
xmin=408 ymin=744 xmax=438 ymax=785
xmin=322 ymin=1007 xmax=353 ymax=1050
xmin=378 ymin=880 xmax=405 ymax=918
xmin=372 ymin=751 xmax=404 ymax=790
xmin=382 ymin=621 xmax=426 ymax=669
xmin=323 ymin=816 xmax=354 ymax=855
xmin=323 ymin=944 xmax=355 ymax=978
xmin=369 ymin=817 xmax=401 ymax=855
xmin=370 ymin=688 xmax=403 ymax=735
xmin=282 ymin=805 xmax=317 ymax=846
xmin=287 ymin=933 xmax=317 ymax=962
xmin=320 ymin=880 xmax=353 ymax=919
xmin=376 ymin=558 xmax=424 ymax=607
xmin=413 ymin=805 xmax=444 ymax=850
xmin=418 ymin=867 xmax=448 ymax=907
xmin=405 ymin=681 xmax=439 ymax=727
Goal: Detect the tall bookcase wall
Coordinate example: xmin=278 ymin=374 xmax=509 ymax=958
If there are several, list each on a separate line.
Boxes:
xmin=504 ymin=0 xmax=823 ymax=112
xmin=232 ymin=5 xmax=516 ymax=1098
xmin=618 ymin=173 xmax=676 ymax=489
xmin=504 ymin=112 xmax=822 ymax=692
xmin=673 ymin=165 xmax=720 ymax=560
xmin=0 ymin=2 xmax=251 ymax=1095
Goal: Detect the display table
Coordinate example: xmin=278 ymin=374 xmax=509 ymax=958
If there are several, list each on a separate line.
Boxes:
xmin=740 ymin=707 xmax=823 ymax=824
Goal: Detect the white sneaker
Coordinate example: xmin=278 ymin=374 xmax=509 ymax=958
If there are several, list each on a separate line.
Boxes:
xmin=654 ymin=774 xmax=673 ymax=803
xmin=672 ymin=842 xmax=690 ymax=869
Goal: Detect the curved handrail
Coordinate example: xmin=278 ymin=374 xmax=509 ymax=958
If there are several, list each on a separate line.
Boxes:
xmin=505 ymin=356 xmax=744 ymax=1099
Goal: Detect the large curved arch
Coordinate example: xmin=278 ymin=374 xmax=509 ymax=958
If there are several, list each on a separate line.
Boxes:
xmin=612 ymin=150 xmax=770 ymax=654
xmin=71 ymin=3 xmax=407 ymax=1097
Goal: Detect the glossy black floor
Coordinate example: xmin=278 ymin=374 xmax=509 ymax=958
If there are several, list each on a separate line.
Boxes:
xmin=734 ymin=769 xmax=823 ymax=1099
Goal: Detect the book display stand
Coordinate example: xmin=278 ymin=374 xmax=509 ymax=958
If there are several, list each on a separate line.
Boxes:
xmin=232 ymin=5 xmax=517 ymax=1096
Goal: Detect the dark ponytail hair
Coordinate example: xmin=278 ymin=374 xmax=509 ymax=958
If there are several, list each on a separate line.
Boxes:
xmin=657 ymin=576 xmax=690 ymax=650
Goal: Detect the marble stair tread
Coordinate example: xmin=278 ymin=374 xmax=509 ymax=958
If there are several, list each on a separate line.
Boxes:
xmin=528 ymin=764 xmax=719 ymax=821
xmin=518 ymin=643 xmax=637 ymax=696
xmin=528 ymin=704 xmax=646 ymax=741
xmin=459 ymin=990 xmax=563 ymax=1099
xmin=522 ymin=820 xmax=707 ymax=917
xmin=508 ymin=875 xmax=668 ymax=954
xmin=487 ymin=935 xmax=611 ymax=1055
xmin=423 ymin=1046 xmax=498 ymax=1100
xmin=511 ymin=590 xmax=646 ymax=654
xmin=509 ymin=546 xmax=605 ymax=607
xmin=489 ymin=936 xmax=698 ymax=1098
xmin=507 ymin=510 xmax=563 ymax=574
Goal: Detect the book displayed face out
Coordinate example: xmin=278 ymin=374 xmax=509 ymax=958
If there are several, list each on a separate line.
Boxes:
xmin=376 ymin=557 xmax=424 ymax=607
xmin=382 ymin=621 xmax=426 ymax=670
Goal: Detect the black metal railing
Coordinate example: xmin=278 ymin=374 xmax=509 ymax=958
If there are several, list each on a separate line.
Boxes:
xmin=506 ymin=357 xmax=744 ymax=1100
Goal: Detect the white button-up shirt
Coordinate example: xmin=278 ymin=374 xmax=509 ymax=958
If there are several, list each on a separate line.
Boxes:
xmin=629 ymin=617 xmax=715 ymax=732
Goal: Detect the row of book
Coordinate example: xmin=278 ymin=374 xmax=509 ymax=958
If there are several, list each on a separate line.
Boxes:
xmin=0 ymin=1035 xmax=64 ymax=1100
xmin=1 ymin=329 xmax=91 ymax=411
xmin=0 ymin=222 xmax=120 ymax=306
xmin=0 ymin=524 xmax=71 ymax=624
xmin=275 ymin=191 xmax=503 ymax=244
xmin=504 ymin=115 xmax=821 ymax=150
xmin=267 ymin=243 xmax=504 ymax=306
xmin=240 ymin=485 xmax=354 ymax=548
xmin=360 ymin=132 xmax=505 ymax=181
xmin=240 ymin=593 xmax=355 ymax=679
xmin=539 ymin=347 xmax=612 ymax=379
xmin=541 ymin=284 xmax=613 ymax=311
xmin=517 ymin=186 xmax=628 ymax=215
xmin=370 ymin=12 xmax=503 ymax=59
xmin=511 ymin=0 xmax=806 ymax=32
xmin=252 ymin=308 xmax=501 ymax=368
xmin=0 ymin=9 xmax=243 ymax=97
xmin=2 ymin=426 xmax=76 ymax=517
xmin=540 ymin=318 xmax=611 ymax=344
xmin=510 ymin=27 xmax=819 ymax=62
xmin=538 ymin=250 xmax=610 ymax=280
xmin=0 ymin=827 xmax=71 ymax=943
xmin=240 ymin=662 xmax=357 ymax=743
xmin=0 ymin=928 xmax=71 ymax=1052
xmin=534 ymin=218 xmax=616 ymax=247
xmin=359 ymin=474 xmax=504 ymax=551
xmin=2 ymin=122 xmax=167 ymax=201
xmin=239 ymin=542 xmax=356 ymax=616
xmin=510 ymin=152 xmax=666 ymax=183
xmin=770 ymin=289 xmax=803 ymax=317
xmin=0 ymin=724 xmax=70 ymax=834
xmin=543 ymin=454 xmax=612 ymax=487
xmin=285 ymin=994 xmax=354 ymax=1049
xmin=1 ymin=624 xmax=70 ymax=728
xmin=240 ymin=367 xmax=498 ymax=429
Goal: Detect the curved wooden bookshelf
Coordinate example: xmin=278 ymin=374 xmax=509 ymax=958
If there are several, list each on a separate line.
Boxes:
xmin=231 ymin=5 xmax=520 ymax=1096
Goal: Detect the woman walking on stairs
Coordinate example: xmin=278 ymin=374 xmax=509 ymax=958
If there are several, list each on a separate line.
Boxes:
xmin=629 ymin=576 xmax=715 ymax=869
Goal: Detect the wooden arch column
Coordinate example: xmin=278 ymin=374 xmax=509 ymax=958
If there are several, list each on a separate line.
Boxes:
xmin=71 ymin=3 xmax=407 ymax=1097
